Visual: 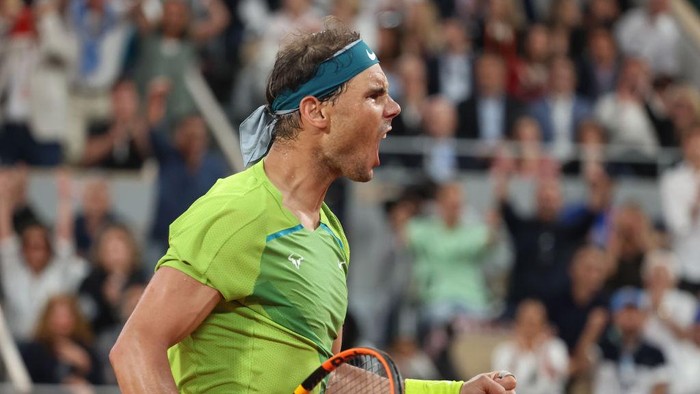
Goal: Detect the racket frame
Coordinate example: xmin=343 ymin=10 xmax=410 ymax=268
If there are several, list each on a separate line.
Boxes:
xmin=293 ymin=347 xmax=402 ymax=394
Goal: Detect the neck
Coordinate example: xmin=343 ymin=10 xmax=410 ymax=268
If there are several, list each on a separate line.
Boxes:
xmin=263 ymin=145 xmax=335 ymax=229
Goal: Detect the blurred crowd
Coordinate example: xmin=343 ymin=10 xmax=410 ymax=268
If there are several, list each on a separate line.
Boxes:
xmin=2 ymin=0 xmax=700 ymax=393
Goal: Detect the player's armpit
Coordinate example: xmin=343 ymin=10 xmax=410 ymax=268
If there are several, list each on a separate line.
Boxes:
xmin=110 ymin=267 xmax=222 ymax=393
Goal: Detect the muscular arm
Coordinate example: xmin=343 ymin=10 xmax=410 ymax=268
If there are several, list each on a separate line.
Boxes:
xmin=110 ymin=267 xmax=221 ymax=393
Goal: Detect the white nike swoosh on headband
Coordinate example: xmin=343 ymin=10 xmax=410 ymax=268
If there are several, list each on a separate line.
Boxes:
xmin=366 ymin=49 xmax=377 ymax=61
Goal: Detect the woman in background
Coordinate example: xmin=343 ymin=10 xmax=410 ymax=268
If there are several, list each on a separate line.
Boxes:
xmin=20 ymin=294 xmax=104 ymax=386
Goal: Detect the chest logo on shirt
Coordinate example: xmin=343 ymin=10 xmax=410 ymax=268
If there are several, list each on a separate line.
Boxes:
xmin=288 ymin=253 xmax=304 ymax=269
xmin=338 ymin=261 xmax=347 ymax=271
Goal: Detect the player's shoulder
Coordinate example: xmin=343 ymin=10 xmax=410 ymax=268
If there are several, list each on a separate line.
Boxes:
xmin=172 ymin=165 xmax=277 ymax=232
xmin=208 ymin=167 xmax=270 ymax=204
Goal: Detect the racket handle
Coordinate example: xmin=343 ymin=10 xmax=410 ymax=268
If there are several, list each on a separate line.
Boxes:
xmin=293 ymin=387 xmax=311 ymax=394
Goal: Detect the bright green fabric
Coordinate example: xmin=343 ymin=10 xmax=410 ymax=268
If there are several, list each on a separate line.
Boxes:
xmin=156 ymin=160 xmax=350 ymax=393
xmin=404 ymin=379 xmax=464 ymax=394
xmin=406 ymin=217 xmax=490 ymax=312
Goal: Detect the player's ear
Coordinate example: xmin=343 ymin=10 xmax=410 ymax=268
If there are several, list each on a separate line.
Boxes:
xmin=299 ymin=96 xmax=329 ymax=129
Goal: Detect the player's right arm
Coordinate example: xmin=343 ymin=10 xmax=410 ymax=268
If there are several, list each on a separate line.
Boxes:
xmin=110 ymin=266 xmax=221 ymax=393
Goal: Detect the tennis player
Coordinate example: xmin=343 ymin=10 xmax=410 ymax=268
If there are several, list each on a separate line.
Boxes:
xmin=110 ymin=19 xmax=516 ymax=394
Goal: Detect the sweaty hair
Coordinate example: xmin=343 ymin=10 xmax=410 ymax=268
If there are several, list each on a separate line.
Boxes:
xmin=266 ymin=19 xmax=360 ymax=140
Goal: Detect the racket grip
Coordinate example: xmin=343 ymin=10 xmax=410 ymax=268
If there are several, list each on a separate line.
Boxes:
xmin=293 ymin=386 xmax=311 ymax=394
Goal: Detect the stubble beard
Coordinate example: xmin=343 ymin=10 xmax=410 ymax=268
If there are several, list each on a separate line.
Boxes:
xmin=323 ymin=150 xmax=373 ymax=183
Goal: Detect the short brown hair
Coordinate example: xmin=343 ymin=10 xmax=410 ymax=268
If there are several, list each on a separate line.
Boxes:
xmin=266 ymin=18 xmax=360 ymax=140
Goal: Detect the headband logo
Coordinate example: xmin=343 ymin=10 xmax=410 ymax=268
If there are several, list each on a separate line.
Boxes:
xmin=366 ymin=49 xmax=377 ymax=61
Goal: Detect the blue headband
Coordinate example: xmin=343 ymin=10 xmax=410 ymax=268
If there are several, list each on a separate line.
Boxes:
xmin=239 ymin=39 xmax=379 ymax=167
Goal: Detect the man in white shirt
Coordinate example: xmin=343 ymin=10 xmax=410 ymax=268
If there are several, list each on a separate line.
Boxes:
xmin=594 ymin=57 xmax=659 ymax=159
xmin=660 ymin=123 xmax=700 ymax=295
xmin=615 ymin=0 xmax=680 ymax=77
xmin=0 ymin=169 xmax=87 ymax=341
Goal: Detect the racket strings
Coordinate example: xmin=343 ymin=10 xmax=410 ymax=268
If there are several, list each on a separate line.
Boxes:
xmin=324 ymin=355 xmax=392 ymax=394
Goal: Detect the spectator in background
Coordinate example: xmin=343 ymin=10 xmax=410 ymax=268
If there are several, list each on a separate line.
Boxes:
xmin=80 ymin=79 xmax=151 ymax=169
xmin=0 ymin=0 xmax=75 ymax=166
xmin=492 ymin=299 xmax=569 ymax=394
xmin=477 ymin=0 xmax=523 ymax=64
xmin=456 ymin=53 xmax=524 ymax=153
xmin=576 ymin=27 xmax=622 ymax=102
xmin=659 ymin=124 xmax=700 ymax=296
xmin=594 ymin=57 xmax=659 ymax=171
xmin=509 ymin=23 xmax=551 ymax=103
xmin=373 ymin=8 xmax=404 ymax=99
xmin=492 ymin=161 xmax=608 ymax=317
xmin=529 ymin=55 xmax=592 ymax=161
xmin=421 ymin=96 xmax=459 ymax=183
xmin=20 ymin=294 xmax=104 ymax=386
xmin=507 ymin=115 xmax=554 ymax=177
xmin=79 ymin=223 xmax=148 ymax=336
xmin=31 ymin=0 xmax=78 ymax=165
xmin=0 ymin=169 xmax=88 ymax=341
xmin=73 ymin=175 xmax=117 ymax=258
xmin=562 ymin=118 xmax=608 ymax=176
xmin=546 ymin=245 xmax=610 ymax=394
xmin=401 ymin=0 xmax=442 ymax=56
xmin=605 ymin=200 xmax=657 ymax=292
xmin=583 ymin=0 xmax=620 ymax=30
xmin=594 ymin=287 xmax=669 ymax=394
xmin=547 ymin=19 xmax=572 ymax=60
xmin=547 ymin=0 xmax=586 ymax=56
xmin=615 ymin=0 xmax=680 ymax=77
xmin=391 ymin=53 xmax=429 ymax=137
xmin=376 ymin=187 xmax=427 ymax=348
xmin=132 ymin=0 xmax=230 ymax=127
xmin=64 ymin=0 xmax=134 ymax=163
xmin=148 ymin=114 xmax=228 ymax=266
xmin=408 ymin=182 xmax=499 ymax=328
xmin=425 ymin=18 xmax=475 ymax=104
xmin=641 ymin=250 xmax=698 ymax=394
xmin=406 ymin=182 xmax=498 ymax=377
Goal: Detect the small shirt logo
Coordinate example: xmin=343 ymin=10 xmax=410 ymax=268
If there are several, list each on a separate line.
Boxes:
xmin=366 ymin=49 xmax=377 ymax=61
xmin=338 ymin=261 xmax=347 ymax=271
xmin=288 ymin=253 xmax=304 ymax=269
